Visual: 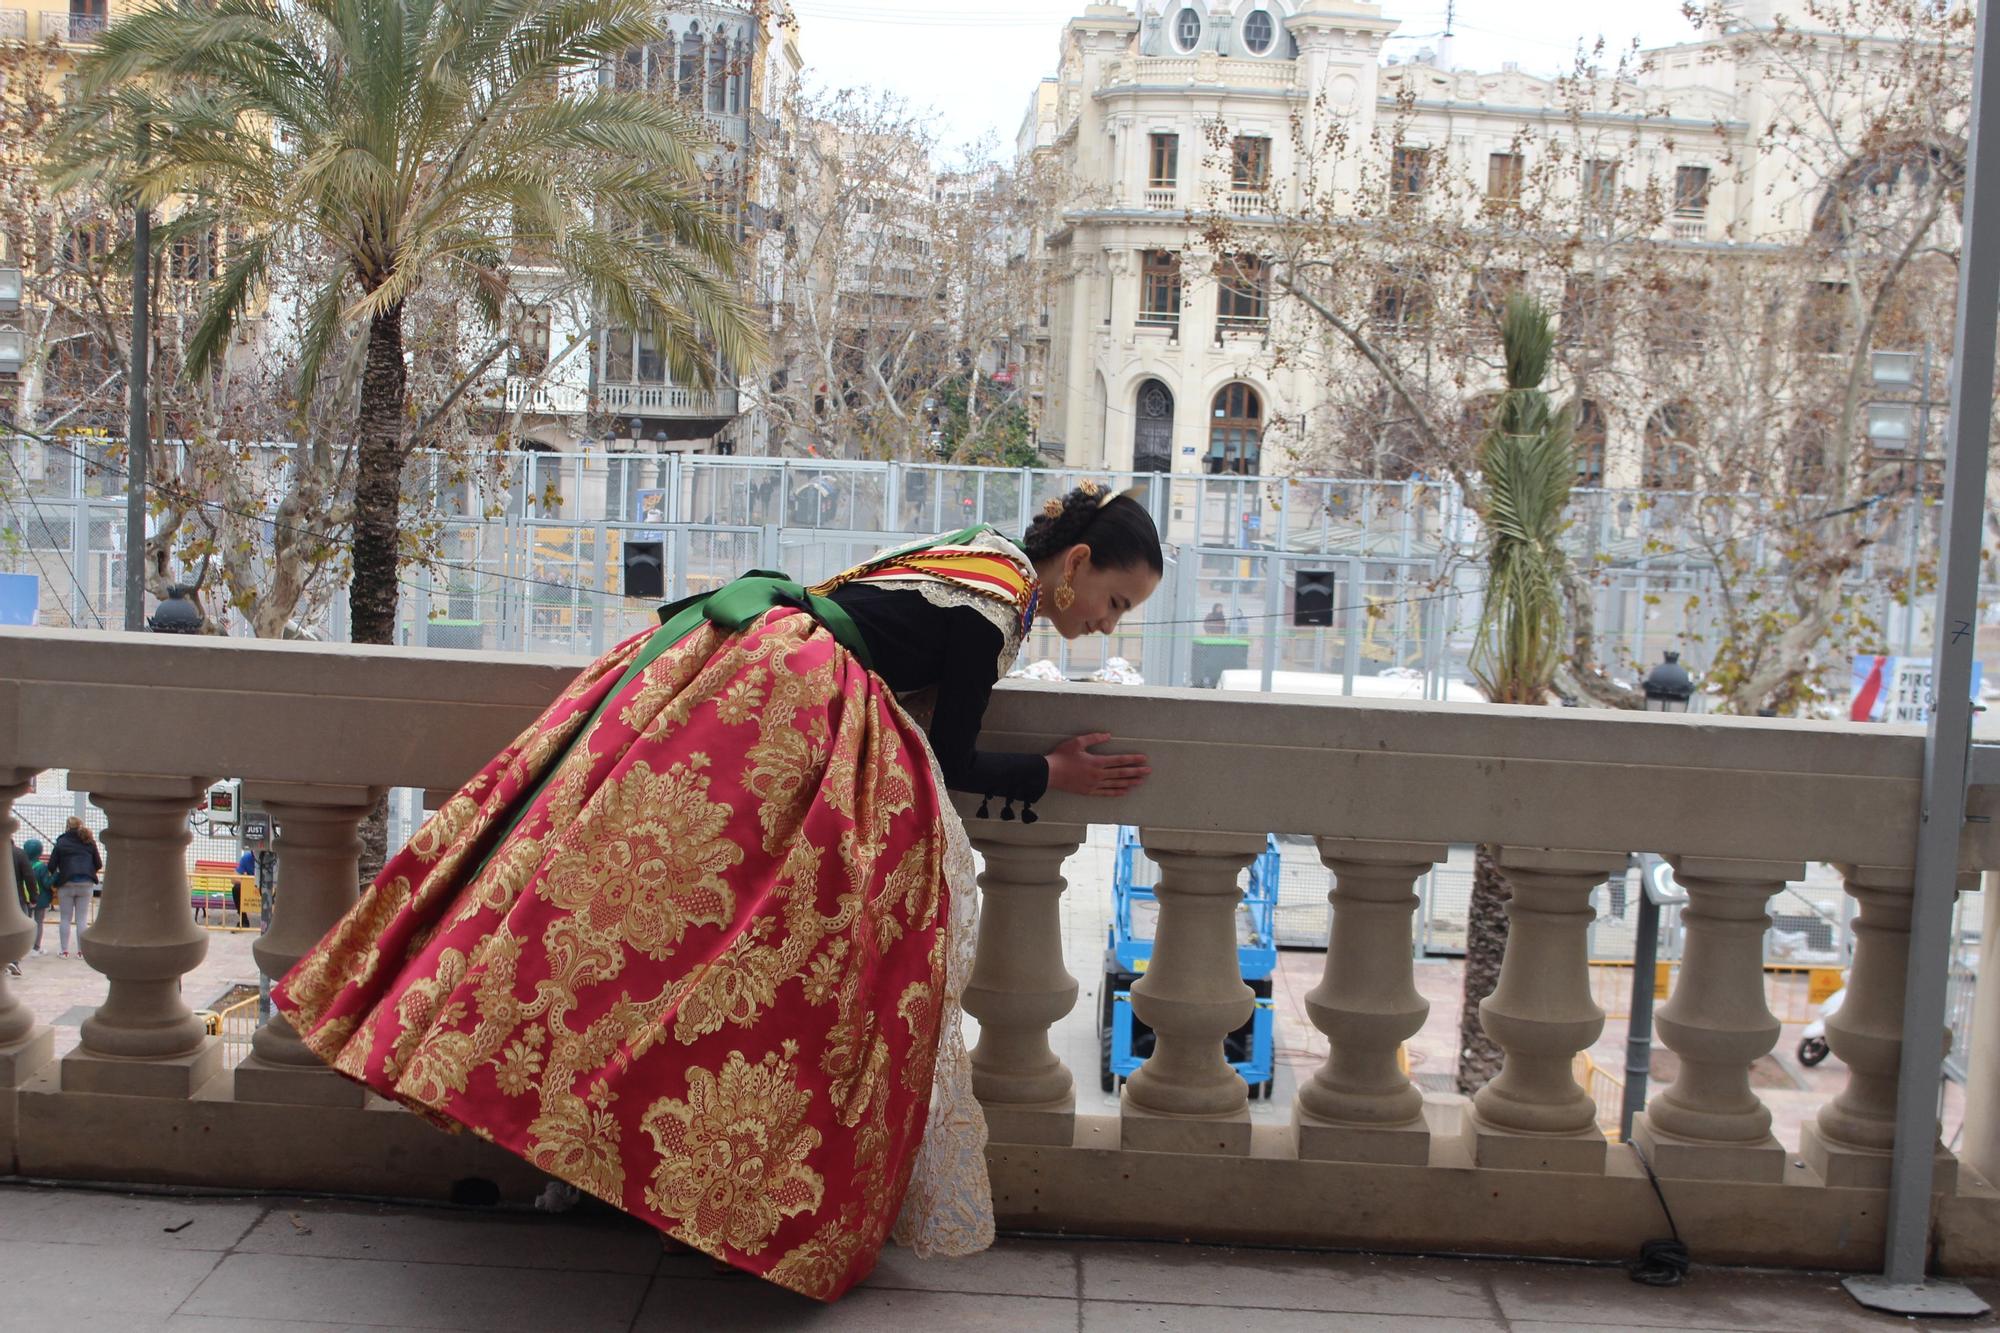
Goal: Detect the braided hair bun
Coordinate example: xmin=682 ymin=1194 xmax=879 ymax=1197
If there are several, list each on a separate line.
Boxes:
xmin=1021 ymin=484 xmax=1164 ymax=573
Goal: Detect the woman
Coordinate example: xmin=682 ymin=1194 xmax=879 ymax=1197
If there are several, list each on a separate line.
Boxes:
xmin=21 ymin=839 xmax=54 ymax=955
xmin=274 ymin=484 xmax=1161 ymax=1301
xmin=48 ymin=818 xmax=101 ymax=959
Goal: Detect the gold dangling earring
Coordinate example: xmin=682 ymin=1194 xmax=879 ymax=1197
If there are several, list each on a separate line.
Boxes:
xmin=1053 ymin=578 xmax=1075 ymax=611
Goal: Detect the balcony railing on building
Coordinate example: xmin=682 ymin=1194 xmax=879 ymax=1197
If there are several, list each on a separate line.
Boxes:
xmin=4 ymin=628 xmax=2000 ymax=1278
xmin=1104 ymin=54 xmax=1300 ymax=93
xmin=1672 ymin=213 xmax=1711 ymax=241
xmin=1143 ymin=187 xmax=1178 ymax=211
xmin=598 ymin=382 xmax=738 ymax=417
xmin=1215 ymin=313 xmax=1268 ymax=338
xmin=0 ymin=9 xmax=26 ymax=39
xmin=40 ymin=8 xmax=103 ymax=42
xmin=502 ymin=375 xmax=586 ymax=417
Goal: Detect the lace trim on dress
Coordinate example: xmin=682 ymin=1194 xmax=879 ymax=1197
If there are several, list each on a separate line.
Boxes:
xmin=888 ymin=715 xmax=995 ymax=1260
xmin=857 ymin=529 xmax=1035 ymax=677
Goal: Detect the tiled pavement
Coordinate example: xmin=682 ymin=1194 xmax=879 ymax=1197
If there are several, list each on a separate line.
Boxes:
xmin=0 ymin=1184 xmax=1996 ymax=1332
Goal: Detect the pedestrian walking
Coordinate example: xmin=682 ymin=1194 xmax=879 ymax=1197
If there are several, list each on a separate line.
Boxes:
xmin=49 ymin=817 xmax=102 ymax=959
xmin=18 ymin=838 xmax=54 ymax=956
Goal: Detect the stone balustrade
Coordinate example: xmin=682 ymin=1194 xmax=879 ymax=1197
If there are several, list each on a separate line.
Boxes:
xmin=4 ymin=626 xmax=2000 ymax=1275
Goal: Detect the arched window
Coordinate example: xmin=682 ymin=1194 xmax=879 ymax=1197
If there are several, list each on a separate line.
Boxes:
xmin=708 ymin=34 xmax=729 ymax=112
xmin=644 ymin=39 xmax=673 ymax=91
xmin=1175 ymin=6 xmax=1202 ymax=50
xmin=1644 ymin=402 xmax=1696 ymax=490
xmin=1812 ymin=139 xmax=1965 ymax=244
xmin=1208 ymin=382 xmax=1262 ymax=475
xmin=1242 ymin=9 xmax=1275 ymax=54
xmin=679 ymin=23 xmax=703 ymax=98
xmin=616 ymin=44 xmax=644 ymax=92
xmin=1574 ymin=399 xmax=1606 ymax=486
xmin=1134 ymin=379 xmax=1175 ymax=473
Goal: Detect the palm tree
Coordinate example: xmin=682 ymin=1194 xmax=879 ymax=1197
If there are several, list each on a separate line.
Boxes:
xmin=1456 ymin=291 xmax=1575 ymax=1094
xmin=53 ymin=0 xmax=763 ymax=644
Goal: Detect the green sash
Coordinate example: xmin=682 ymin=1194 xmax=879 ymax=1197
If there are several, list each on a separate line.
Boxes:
xmin=463 ymin=528 xmax=1001 ymax=872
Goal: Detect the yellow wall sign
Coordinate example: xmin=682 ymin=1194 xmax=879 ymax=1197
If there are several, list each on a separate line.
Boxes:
xmin=1808 ymin=967 xmax=1844 ymax=1005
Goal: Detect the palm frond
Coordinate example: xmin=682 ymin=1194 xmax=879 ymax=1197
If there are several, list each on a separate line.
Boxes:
xmin=187 ymin=230 xmax=276 ymax=379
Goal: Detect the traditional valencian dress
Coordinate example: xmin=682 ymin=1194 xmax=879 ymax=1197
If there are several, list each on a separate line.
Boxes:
xmin=273 ymin=527 xmax=1050 ymax=1302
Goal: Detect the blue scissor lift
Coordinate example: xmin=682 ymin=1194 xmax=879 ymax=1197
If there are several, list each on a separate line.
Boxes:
xmin=1099 ymin=826 xmax=1279 ymax=1098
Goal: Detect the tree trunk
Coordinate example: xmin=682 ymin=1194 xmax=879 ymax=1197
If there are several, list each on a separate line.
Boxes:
xmin=347 ymin=302 xmax=409 ymax=646
xmin=357 ymin=793 xmax=389 ymax=892
xmin=1456 ymin=842 xmax=1511 ymax=1095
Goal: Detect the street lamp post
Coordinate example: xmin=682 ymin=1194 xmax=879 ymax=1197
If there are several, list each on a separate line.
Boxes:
xmin=1627 ymin=650 xmax=1696 ymax=1140
xmin=1868 ymin=345 xmax=1944 ymax=659
xmin=124 ymin=122 xmax=151 ymax=633
xmin=145 ymin=583 xmax=203 ymax=634
xmin=1641 ymin=650 xmax=1695 ymax=712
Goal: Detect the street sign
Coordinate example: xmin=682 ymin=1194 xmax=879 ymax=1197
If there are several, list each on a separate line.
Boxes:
xmin=205 ymin=779 xmax=241 ymax=826
xmin=1850 ymin=655 xmax=1985 ymax=723
xmin=0 ymin=572 xmax=38 ymax=626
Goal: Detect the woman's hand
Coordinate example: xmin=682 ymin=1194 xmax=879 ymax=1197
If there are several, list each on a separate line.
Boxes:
xmin=1045 ymin=733 xmax=1151 ymax=798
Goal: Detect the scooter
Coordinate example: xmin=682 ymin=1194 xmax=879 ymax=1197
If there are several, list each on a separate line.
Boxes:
xmin=1798 ymin=985 xmax=1846 ymax=1067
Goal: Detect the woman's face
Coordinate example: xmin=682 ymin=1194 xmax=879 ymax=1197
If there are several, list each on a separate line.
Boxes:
xmin=1044 ymin=545 xmax=1162 ymax=640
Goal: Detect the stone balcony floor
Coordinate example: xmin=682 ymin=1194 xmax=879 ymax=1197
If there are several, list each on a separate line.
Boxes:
xmin=3 ymin=1183 xmax=1998 ymax=1333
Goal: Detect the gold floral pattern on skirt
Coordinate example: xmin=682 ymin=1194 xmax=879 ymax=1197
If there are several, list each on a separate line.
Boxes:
xmin=273 ymin=609 xmax=952 ymax=1302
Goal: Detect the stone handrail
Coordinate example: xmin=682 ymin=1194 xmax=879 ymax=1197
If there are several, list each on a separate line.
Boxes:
xmin=1101 ymin=54 xmax=1300 ymax=93
xmin=1 ymin=625 xmax=1997 ymax=1273
xmin=9 ymin=628 xmax=1987 ymax=868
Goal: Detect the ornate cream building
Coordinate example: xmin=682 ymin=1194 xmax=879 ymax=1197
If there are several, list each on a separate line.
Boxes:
xmin=1024 ymin=0 xmax=1934 ymax=484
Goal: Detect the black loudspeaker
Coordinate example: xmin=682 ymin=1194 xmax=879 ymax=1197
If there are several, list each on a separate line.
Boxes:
xmin=622 ymin=541 xmax=665 ymax=600
xmin=1294 ymin=570 xmax=1335 ymax=627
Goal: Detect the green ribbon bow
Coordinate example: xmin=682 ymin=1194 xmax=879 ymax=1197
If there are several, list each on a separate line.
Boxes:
xmin=468 ymin=571 xmax=872 ymax=871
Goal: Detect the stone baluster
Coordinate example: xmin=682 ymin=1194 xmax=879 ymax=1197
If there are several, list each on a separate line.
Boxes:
xmin=1122 ymin=830 xmax=1264 ymax=1155
xmin=0 ymin=770 xmax=55 ymax=1093
xmin=1294 ymin=838 xmax=1446 ymax=1164
xmin=63 ymin=773 xmax=220 ymax=1097
xmin=233 ymin=785 xmax=383 ymax=1107
xmin=1801 ymin=864 xmax=1963 ymax=1190
xmin=1630 ymin=857 xmax=1802 ymax=1182
xmin=1470 ymin=847 xmax=1628 ymax=1172
xmin=961 ymin=815 xmax=1088 ymax=1146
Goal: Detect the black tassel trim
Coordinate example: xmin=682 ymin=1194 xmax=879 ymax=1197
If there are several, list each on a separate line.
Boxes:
xmin=975 ymin=796 xmax=991 ymax=819
xmin=1020 ymin=802 xmax=1039 ymax=825
xmin=1000 ymin=798 xmax=1016 ymax=821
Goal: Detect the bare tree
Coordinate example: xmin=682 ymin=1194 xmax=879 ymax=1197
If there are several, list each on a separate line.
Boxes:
xmin=757 ymin=87 xmax=1066 ymax=461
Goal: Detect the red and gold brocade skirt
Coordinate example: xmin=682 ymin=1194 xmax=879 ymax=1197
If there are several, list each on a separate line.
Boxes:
xmin=273 ymin=609 xmax=960 ymax=1301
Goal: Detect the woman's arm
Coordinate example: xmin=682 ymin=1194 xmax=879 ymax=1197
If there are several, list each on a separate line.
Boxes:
xmin=930 ymin=607 xmax=1049 ymax=802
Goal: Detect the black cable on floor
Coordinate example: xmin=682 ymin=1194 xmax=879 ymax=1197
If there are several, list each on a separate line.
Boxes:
xmin=1626 ymin=1142 xmax=1692 ymax=1287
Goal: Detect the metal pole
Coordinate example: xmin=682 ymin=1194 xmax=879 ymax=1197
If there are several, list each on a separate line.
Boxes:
xmin=1849 ymin=0 xmax=2000 ymax=1314
xmin=1259 ymin=550 xmax=1279 ymax=692
xmin=1621 ymin=861 xmax=1660 ymax=1141
xmin=122 ymin=122 xmax=150 ymax=632
xmin=1900 ymin=342 xmax=1930 ymax=660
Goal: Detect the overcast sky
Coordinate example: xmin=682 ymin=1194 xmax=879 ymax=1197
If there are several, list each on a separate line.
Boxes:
xmin=786 ymin=0 xmax=1708 ymax=158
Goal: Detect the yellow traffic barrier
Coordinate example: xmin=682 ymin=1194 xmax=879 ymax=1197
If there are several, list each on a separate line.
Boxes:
xmin=1588 ymin=960 xmax=1841 ymax=1025
xmin=1572 ymin=1051 xmax=1625 ymax=1143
